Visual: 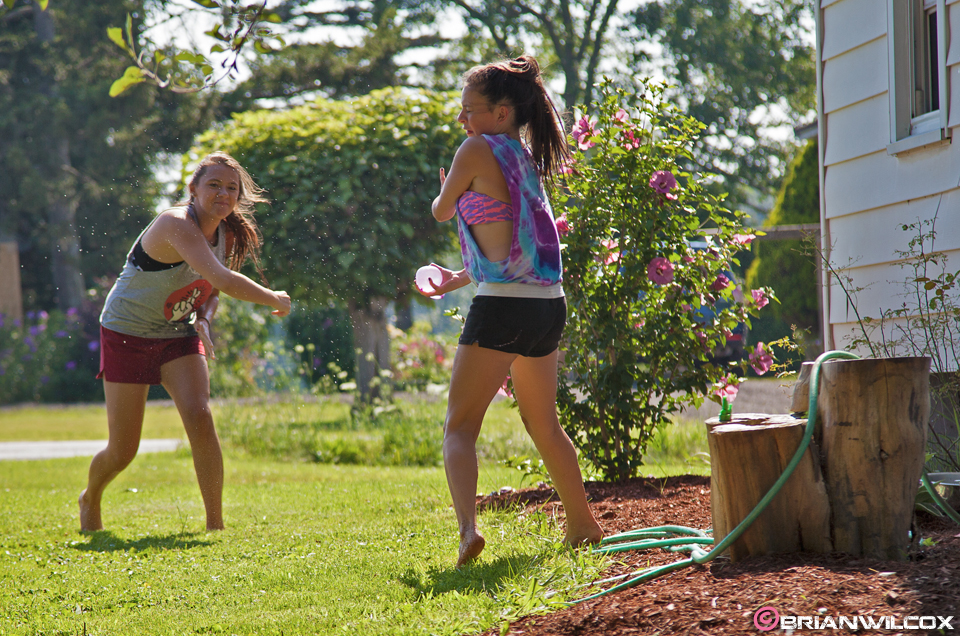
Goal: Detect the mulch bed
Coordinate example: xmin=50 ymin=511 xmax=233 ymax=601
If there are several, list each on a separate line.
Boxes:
xmin=476 ymin=476 xmax=960 ymax=635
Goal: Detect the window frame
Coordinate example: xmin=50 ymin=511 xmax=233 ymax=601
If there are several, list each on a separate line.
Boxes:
xmin=887 ymin=0 xmax=950 ymax=155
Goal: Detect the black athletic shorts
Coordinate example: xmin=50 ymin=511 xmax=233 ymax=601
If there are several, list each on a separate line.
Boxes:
xmin=459 ymin=295 xmax=566 ymax=357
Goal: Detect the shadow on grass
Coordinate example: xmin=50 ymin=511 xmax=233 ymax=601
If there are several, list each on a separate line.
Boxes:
xmin=398 ymin=552 xmax=540 ymax=598
xmin=71 ymin=530 xmax=214 ymax=553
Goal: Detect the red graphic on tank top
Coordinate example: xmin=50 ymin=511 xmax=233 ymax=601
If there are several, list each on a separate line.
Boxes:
xmin=164 ymin=280 xmax=213 ymax=322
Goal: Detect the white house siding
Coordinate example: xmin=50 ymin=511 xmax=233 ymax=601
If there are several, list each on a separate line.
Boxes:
xmin=818 ymin=0 xmax=960 ymax=361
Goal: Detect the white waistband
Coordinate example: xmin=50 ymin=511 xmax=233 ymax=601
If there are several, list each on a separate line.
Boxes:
xmin=475 ymin=282 xmax=565 ymax=298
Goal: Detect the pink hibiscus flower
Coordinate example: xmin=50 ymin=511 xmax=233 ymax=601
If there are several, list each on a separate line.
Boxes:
xmin=749 ymin=342 xmax=774 ymax=376
xmin=647 ymin=257 xmax=674 ymax=285
xmin=710 ymin=274 xmax=731 ymax=292
xmin=497 ymin=375 xmax=513 ymax=399
xmin=752 ymin=289 xmax=769 ymax=309
xmin=714 ymin=378 xmax=739 ymax=402
xmin=614 ymin=108 xmax=629 ymax=123
xmin=601 ymin=239 xmax=621 ymax=265
xmin=555 ymin=213 xmax=570 ymax=236
xmin=732 ymin=233 xmax=756 ymax=246
xmin=622 ymin=128 xmax=641 ymax=150
xmin=571 ymin=116 xmax=596 ymax=150
xmin=649 ymin=170 xmax=678 ymax=200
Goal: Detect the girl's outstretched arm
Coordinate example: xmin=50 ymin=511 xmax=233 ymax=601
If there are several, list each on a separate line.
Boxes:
xmin=151 ymin=211 xmax=291 ymax=316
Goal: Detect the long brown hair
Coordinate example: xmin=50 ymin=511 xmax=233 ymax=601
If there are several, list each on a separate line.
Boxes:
xmin=462 ymin=55 xmax=570 ymax=184
xmin=177 ymin=151 xmax=268 ymax=280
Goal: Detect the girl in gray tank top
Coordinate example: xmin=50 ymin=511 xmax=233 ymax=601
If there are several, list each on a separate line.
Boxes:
xmin=80 ymin=152 xmax=292 ymax=533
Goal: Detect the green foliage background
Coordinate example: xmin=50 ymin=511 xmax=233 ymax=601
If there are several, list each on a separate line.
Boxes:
xmin=746 ymin=138 xmax=820 ymax=333
xmin=0 ymin=0 xmax=215 ymax=309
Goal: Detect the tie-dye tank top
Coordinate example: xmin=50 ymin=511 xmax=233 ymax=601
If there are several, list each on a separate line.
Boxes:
xmin=456 ymin=134 xmax=562 ymax=289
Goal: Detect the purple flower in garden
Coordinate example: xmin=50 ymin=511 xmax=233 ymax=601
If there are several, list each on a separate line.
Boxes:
xmin=749 ymin=343 xmax=774 ymax=376
xmin=714 ymin=378 xmax=739 ymax=402
xmin=65 ymin=360 xmax=77 ymax=371
xmin=571 ymin=116 xmax=596 ymax=150
xmin=66 ymin=307 xmax=79 ymax=317
xmin=13 ymin=319 xmax=21 ymax=328
xmin=29 ymin=326 xmax=40 ymax=336
xmin=38 ymin=310 xmax=48 ymax=321
xmin=555 ymin=213 xmax=570 ymax=236
xmin=649 ymin=170 xmax=679 ymax=200
xmin=26 ymin=311 xmax=36 ymax=320
xmin=752 ymin=289 xmax=769 ymax=309
xmin=55 ymin=330 xmax=69 ymax=338
xmin=88 ymin=340 xmax=100 ymax=352
xmin=710 ymin=274 xmax=731 ymax=292
xmin=647 ymin=257 xmax=675 ymax=285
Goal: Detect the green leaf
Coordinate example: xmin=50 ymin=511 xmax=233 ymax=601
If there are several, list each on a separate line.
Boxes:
xmin=107 ymin=27 xmax=128 ymax=51
xmin=190 ymin=0 xmax=219 ymax=8
xmin=109 ymin=66 xmax=146 ymax=98
xmin=37 ymin=0 xmax=48 ymax=9
xmin=2 ymin=0 xmax=16 ymax=8
xmin=262 ymin=11 xmax=282 ymax=23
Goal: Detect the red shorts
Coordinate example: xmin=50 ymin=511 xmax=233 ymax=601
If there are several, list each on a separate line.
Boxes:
xmin=98 ymin=325 xmax=205 ymax=385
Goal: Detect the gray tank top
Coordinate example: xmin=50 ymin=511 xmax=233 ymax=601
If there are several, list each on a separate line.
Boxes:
xmin=100 ymin=207 xmax=228 ymax=339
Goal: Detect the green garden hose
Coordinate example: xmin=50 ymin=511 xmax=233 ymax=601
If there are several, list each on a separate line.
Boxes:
xmin=571 ymin=350 xmax=960 ymax=604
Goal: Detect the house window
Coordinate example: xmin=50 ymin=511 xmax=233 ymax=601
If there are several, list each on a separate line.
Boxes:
xmin=887 ymin=0 xmax=948 ymax=153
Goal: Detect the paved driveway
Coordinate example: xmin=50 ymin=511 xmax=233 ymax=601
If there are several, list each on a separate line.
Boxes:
xmin=0 ymin=439 xmax=182 ymax=461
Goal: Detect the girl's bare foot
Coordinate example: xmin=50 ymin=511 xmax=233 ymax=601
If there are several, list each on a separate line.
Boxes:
xmin=564 ymin=523 xmax=603 ymax=547
xmin=456 ymin=529 xmax=486 ymax=567
xmin=78 ymin=490 xmax=103 ymax=532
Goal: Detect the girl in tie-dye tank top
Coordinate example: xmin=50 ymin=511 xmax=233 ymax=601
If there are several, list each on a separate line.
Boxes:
xmin=422 ymin=55 xmax=602 ymax=567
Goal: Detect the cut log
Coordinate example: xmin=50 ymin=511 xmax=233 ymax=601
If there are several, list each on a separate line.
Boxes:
xmin=817 ymin=357 xmax=930 ymax=560
xmin=706 ymin=414 xmax=832 ymax=562
xmin=790 ymin=361 xmax=815 ymax=414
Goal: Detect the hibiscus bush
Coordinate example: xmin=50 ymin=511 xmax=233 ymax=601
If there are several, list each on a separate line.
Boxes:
xmin=556 ymin=79 xmax=779 ymax=481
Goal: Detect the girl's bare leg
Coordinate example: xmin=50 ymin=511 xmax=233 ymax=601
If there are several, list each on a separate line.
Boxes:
xmin=510 ymin=351 xmax=603 ymax=546
xmin=161 ymin=354 xmax=224 ymax=531
xmin=444 ymin=343 xmax=516 ymax=566
xmin=79 ymin=381 xmax=150 ymax=531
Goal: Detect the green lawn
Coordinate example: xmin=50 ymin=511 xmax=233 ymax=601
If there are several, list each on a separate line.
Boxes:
xmin=0 ymin=453 xmax=605 ymax=635
xmin=0 ymin=395 xmax=711 ymax=634
xmin=0 ymin=403 xmax=186 ymax=442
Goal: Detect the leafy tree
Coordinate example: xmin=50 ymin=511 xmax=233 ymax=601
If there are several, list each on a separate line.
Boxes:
xmin=628 ymin=0 xmax=816 ymax=210
xmin=190 ymin=87 xmax=462 ymax=398
xmin=443 ymin=0 xmax=621 ymax=116
xmin=0 ymin=0 xmax=215 ymax=310
xmin=557 ymin=79 xmax=776 ymax=480
xmin=746 ymin=138 xmax=820 ymax=333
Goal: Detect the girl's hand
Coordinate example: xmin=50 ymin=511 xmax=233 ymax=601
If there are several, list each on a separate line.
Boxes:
xmin=419 ymin=264 xmax=469 ymax=296
xmin=272 ymin=291 xmax=292 ymax=317
xmin=196 ymin=318 xmax=216 ymax=360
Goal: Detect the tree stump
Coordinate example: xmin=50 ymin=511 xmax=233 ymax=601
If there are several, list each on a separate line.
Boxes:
xmin=706 ymin=414 xmax=832 ymax=562
xmin=817 ymin=357 xmax=930 ymax=560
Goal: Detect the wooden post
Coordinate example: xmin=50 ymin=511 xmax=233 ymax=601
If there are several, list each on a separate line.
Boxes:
xmin=706 ymin=414 xmax=832 ymax=562
xmin=0 ymin=242 xmax=24 ymax=322
xmin=817 ymin=357 xmax=930 ymax=560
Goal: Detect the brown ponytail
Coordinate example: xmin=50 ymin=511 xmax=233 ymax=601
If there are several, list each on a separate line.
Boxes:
xmin=176 ymin=151 xmax=269 ymax=282
xmin=462 ymin=55 xmax=570 ymax=185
